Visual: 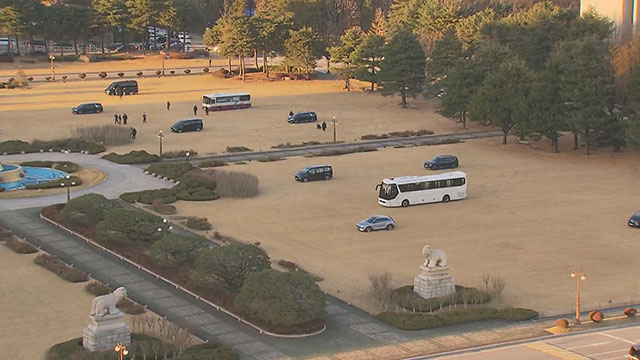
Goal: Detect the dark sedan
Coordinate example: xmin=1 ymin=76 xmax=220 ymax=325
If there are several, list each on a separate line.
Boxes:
xmin=72 ymin=103 xmax=103 ymax=114
xmin=628 ymin=211 xmax=640 ymax=228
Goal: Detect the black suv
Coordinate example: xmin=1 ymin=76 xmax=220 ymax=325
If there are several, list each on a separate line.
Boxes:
xmin=424 ymin=155 xmax=459 ymax=170
xmin=295 ymin=165 xmax=333 ymax=183
xmin=171 ymin=118 xmax=203 ymax=133
xmin=72 ymin=102 xmax=103 ymax=114
xmin=288 ymin=111 xmax=317 ymax=124
xmin=105 ymin=80 xmax=138 ymax=95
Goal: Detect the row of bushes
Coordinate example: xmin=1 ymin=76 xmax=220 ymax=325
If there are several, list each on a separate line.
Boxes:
xmin=163 ymin=149 xmax=198 ymax=159
xmin=34 ymin=254 xmax=88 ymax=282
xmin=310 ymin=146 xmax=377 ymax=157
xmin=84 ymin=281 xmax=145 ymax=315
xmin=47 ymin=334 xmax=237 ymax=360
xmin=102 ymin=150 xmax=160 ymax=164
xmin=25 ymin=175 xmax=82 ymax=190
xmin=361 ymin=129 xmax=434 ymax=140
xmin=4 ymin=236 xmax=38 ymax=254
xmin=20 ymin=161 xmax=79 ymax=173
xmin=0 ymin=139 xmax=105 ymax=155
xmin=377 ymin=307 xmax=539 ymax=330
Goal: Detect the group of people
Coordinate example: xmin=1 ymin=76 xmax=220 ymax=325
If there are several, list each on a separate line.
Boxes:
xmin=193 ymin=104 xmax=209 ymax=116
xmin=114 ymin=112 xmax=147 ymax=126
xmin=115 ymin=87 xmax=126 ymax=98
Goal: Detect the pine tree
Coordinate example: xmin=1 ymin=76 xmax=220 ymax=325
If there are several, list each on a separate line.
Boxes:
xmin=369 ymin=8 xmax=386 ymax=36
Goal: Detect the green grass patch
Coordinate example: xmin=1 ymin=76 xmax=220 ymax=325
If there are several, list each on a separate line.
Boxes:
xmin=102 ymin=150 xmax=161 ymax=164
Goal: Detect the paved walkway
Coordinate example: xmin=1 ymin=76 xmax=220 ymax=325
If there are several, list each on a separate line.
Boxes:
xmin=157 ymin=130 xmax=504 ymax=165
xmin=0 ymin=207 xmax=555 ymax=360
xmin=0 ymin=152 xmax=173 ymax=211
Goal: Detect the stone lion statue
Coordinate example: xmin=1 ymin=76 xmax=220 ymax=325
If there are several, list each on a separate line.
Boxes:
xmin=422 ymin=245 xmax=447 ymax=268
xmin=90 ymin=287 xmax=127 ymax=317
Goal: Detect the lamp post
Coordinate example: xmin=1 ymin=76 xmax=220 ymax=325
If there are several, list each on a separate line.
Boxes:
xmin=331 ymin=116 xmax=338 ymax=143
xmin=114 ymin=342 xmax=128 ymax=360
xmin=48 ymin=54 xmax=55 ymax=80
xmin=570 ymin=270 xmax=586 ymax=324
xmin=60 ymin=175 xmax=76 ymax=203
xmin=158 ymin=130 xmax=164 ymax=158
xmin=185 ymin=151 xmax=190 ymax=164
xmin=160 ymin=50 xmax=165 ymax=76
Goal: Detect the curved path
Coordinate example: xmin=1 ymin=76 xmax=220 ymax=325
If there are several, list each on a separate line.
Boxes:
xmin=0 ymin=152 xmax=173 ymax=211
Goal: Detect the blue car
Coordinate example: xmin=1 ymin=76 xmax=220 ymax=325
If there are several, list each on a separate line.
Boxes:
xmin=424 ymin=155 xmax=459 ymax=170
xmin=628 ymin=211 xmax=640 ymax=228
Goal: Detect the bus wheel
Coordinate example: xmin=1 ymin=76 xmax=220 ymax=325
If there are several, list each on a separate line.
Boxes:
xmin=442 ymin=195 xmax=450 ymax=203
xmin=401 ymin=200 xmax=409 ymax=207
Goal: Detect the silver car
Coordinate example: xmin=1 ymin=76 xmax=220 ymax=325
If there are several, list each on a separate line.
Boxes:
xmin=356 ymin=215 xmax=395 ymax=232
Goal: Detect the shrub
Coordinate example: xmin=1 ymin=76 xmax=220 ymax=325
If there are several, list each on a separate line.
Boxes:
xmin=151 ymin=199 xmax=177 ymax=214
xmin=497 ymin=308 xmax=539 ymax=321
xmin=198 ymin=160 xmax=227 ymax=168
xmin=34 ymin=254 xmax=88 ymax=282
xmin=27 ymin=76 xmax=34 ymax=81
xmin=194 ymin=244 xmax=271 ymax=289
xmin=0 ymin=140 xmax=36 ymax=154
xmin=278 ymin=259 xmax=298 ymax=271
xmin=45 ymin=76 xmax=51 ymax=81
xmin=312 ymin=147 xmax=377 ymax=157
xmin=95 ymin=208 xmax=166 ymax=245
xmin=120 ymin=188 xmax=178 ymax=204
xmin=590 ymin=311 xmax=604 ymax=322
xmin=203 ymin=67 xmax=210 ymax=73
xmin=150 ymin=233 xmax=209 ymax=268
xmin=25 ymin=175 xmax=83 ymax=190
xmin=118 ymin=72 xmax=124 ymax=77
xmin=185 ymin=216 xmax=212 ymax=230
xmin=234 ymin=270 xmax=326 ymax=327
xmin=377 ymin=311 xmax=443 ymax=330
xmin=21 ymin=161 xmax=79 ymax=173
xmin=137 ymin=71 xmax=143 ymax=76
xmin=145 ymin=162 xmax=194 ymax=179
xmin=0 ymin=229 xmax=12 ymax=241
xmin=78 ymin=73 xmax=86 ymax=79
xmin=184 ymin=69 xmax=191 ymax=74
xmin=117 ymin=298 xmax=146 ymax=314
xmin=369 ymin=272 xmax=394 ymax=310
xmin=0 ymin=187 xmax=5 ymax=193
xmin=5 ymin=237 xmax=38 ymax=254
xmin=257 ymin=156 xmax=283 ymax=162
xmin=98 ymin=72 xmax=107 ymax=78
xmin=170 ymin=70 xmax=175 ymax=74
xmin=624 ymin=307 xmax=637 ymax=317
xmin=72 ymin=125 xmax=132 ymax=146
xmin=61 ymin=193 xmax=119 ymax=226
xmin=30 ymin=138 xmax=105 ymax=154
xmin=556 ymin=318 xmax=569 ymax=328
xmin=61 ymin=75 xmax=67 ymax=81
xmin=84 ymin=280 xmax=112 ymax=296
xmin=102 ymin=150 xmax=160 ymax=164
xmin=215 ymin=171 xmax=258 ymax=198
xmin=162 ymin=149 xmax=198 ymax=159
xmin=156 ymin=70 xmax=162 ymax=75
xmin=225 ymin=146 xmax=252 ymax=153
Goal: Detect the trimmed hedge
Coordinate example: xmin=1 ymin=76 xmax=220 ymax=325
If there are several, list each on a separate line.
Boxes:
xmin=34 ymin=254 xmax=88 ymax=282
xmin=377 ymin=307 xmax=539 ymax=330
xmin=25 ymin=175 xmax=82 ymax=190
xmin=393 ymin=285 xmax=490 ymax=312
xmin=163 ymin=149 xmax=198 ymax=159
xmin=61 ymin=193 xmax=120 ymax=226
xmin=95 ymin=208 xmax=166 ymax=245
xmin=102 ymin=150 xmax=161 ymax=164
xmin=20 ymin=160 xmax=79 ymax=173
xmin=150 ymin=233 xmax=209 ymax=268
xmin=32 ymin=138 xmax=105 ymax=154
xmin=5 ymin=237 xmax=38 ymax=254
xmin=145 ymin=162 xmax=194 ymax=179
xmin=121 ymin=188 xmax=178 ymax=204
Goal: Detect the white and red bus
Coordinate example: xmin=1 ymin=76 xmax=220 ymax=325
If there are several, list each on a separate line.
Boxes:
xmin=202 ymin=92 xmax=251 ymax=111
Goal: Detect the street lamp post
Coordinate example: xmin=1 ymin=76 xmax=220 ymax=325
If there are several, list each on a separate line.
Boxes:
xmin=114 ymin=342 xmax=128 ymax=360
xmin=48 ymin=54 xmax=55 ymax=80
xmin=160 ymin=50 xmax=165 ymax=75
xmin=185 ymin=151 xmax=190 ymax=164
xmin=332 ymin=116 xmax=338 ymax=143
xmin=570 ymin=270 xmax=586 ymax=324
xmin=60 ymin=175 xmax=76 ymax=203
xmin=158 ymin=130 xmax=164 ymax=158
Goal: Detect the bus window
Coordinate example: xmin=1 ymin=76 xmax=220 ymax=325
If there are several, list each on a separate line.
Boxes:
xmin=438 ymin=180 xmax=448 ymax=188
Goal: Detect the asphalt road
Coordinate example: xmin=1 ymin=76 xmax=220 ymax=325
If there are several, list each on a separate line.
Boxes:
xmin=418 ymin=325 xmax=640 ymax=360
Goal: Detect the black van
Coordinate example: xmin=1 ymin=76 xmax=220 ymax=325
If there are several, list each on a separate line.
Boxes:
xmin=171 ymin=118 xmax=203 ymax=133
xmin=105 ymin=80 xmax=138 ymax=95
xmin=295 ymin=165 xmax=333 ymax=183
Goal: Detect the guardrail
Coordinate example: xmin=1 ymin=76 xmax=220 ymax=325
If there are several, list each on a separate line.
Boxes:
xmin=39 ymin=212 xmax=326 ymax=338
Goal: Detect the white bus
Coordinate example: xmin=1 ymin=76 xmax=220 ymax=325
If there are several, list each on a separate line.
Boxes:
xmin=377 ymin=171 xmax=467 ymax=207
xmin=202 ymin=92 xmax=251 ymax=111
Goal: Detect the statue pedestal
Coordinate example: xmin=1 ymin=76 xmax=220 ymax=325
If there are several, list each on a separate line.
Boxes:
xmin=413 ymin=265 xmax=455 ymax=300
xmin=83 ymin=312 xmax=131 ymax=352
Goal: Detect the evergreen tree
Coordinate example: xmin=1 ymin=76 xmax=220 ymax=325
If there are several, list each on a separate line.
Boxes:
xmin=351 ymin=33 xmax=384 ymax=91
xmin=377 ymin=29 xmax=425 ymax=108
xmin=369 ymin=8 xmax=386 ymax=36
xmin=523 ymin=65 xmax=566 ymax=152
xmin=92 ymin=0 xmax=132 ymax=48
xmin=284 ymin=27 xmax=323 ymax=74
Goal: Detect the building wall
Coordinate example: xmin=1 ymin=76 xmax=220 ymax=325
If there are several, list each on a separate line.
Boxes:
xmin=581 ymin=0 xmax=635 ymax=42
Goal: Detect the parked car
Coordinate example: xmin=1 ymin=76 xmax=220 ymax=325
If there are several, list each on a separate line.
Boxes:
xmin=295 ymin=165 xmax=332 ymax=183
xmin=424 ymin=155 xmax=459 ymax=170
xmin=288 ymin=111 xmax=317 ymax=124
xmin=72 ymin=103 xmax=103 ymax=114
xmin=171 ymin=118 xmax=203 ymax=133
xmin=105 ymin=80 xmax=138 ymax=95
xmin=356 ymin=215 xmax=395 ymax=232
xmin=630 ymin=344 xmax=640 ymax=360
xmin=628 ymin=211 xmax=640 ymax=228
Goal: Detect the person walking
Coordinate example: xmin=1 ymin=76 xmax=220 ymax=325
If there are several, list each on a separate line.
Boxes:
xmin=142 ymin=112 xmax=147 ymax=124
xmin=131 ymin=127 xmax=137 ymax=139
xmin=118 ymin=113 xmax=122 ymax=124
xmin=289 ymin=110 xmax=294 ymax=117
xmin=119 ymin=88 xmax=124 ymax=99
xmin=167 ymin=101 xmax=171 ymax=111
xmin=122 ymin=113 xmax=128 ymax=125
xmin=205 ymin=106 xmax=209 ymax=116
xmin=114 ymin=113 xmax=119 ymax=125
xmin=193 ymin=105 xmax=198 ymax=116
xmin=321 ymin=121 xmax=327 ymax=132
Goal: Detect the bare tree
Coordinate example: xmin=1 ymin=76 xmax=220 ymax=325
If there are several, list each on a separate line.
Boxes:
xmin=482 ymin=274 xmax=490 ymax=294
xmin=325 ymin=0 xmax=359 ymax=45
xmin=490 ymin=276 xmax=506 ymax=300
xmin=368 ymin=272 xmax=394 ymax=311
